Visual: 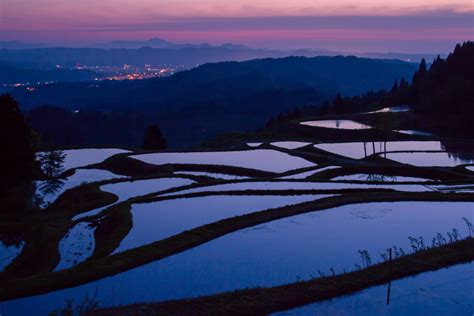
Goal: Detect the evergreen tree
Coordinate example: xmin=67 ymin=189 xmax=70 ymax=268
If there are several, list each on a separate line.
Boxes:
xmin=414 ymin=41 xmax=474 ymax=135
xmin=411 ymin=58 xmax=427 ymax=101
xmin=38 ymin=150 xmax=66 ymax=178
xmin=142 ymin=124 xmax=167 ymax=150
xmin=0 ymin=94 xmax=35 ymax=192
xmin=390 ymin=79 xmax=398 ymax=95
xmin=333 ymin=93 xmax=345 ymax=114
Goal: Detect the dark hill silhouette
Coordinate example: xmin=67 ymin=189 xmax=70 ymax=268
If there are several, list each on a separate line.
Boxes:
xmin=12 ymin=55 xmax=416 ymax=112
xmin=16 ymin=55 xmax=416 ymax=147
xmin=272 ymin=42 xmax=473 ymax=138
xmin=0 ymin=64 xmax=101 ymax=85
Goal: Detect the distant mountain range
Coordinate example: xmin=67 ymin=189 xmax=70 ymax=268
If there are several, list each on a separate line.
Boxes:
xmin=96 ymin=37 xmax=174 ymax=49
xmin=0 ymin=46 xmax=291 ymax=68
xmin=0 ymin=38 xmax=444 ymax=65
xmin=0 ymin=38 xmax=243 ymax=50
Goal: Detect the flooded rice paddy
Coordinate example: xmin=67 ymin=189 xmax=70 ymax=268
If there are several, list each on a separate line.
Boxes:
xmin=364 ymin=106 xmax=411 ymax=114
xmin=1 ymin=202 xmax=471 ymax=315
xmin=35 ymin=169 xmax=125 ymax=208
xmin=383 ymin=152 xmax=474 ymax=167
xmin=300 ymin=120 xmax=372 ymax=130
xmin=131 ymin=150 xmax=316 ymax=173
xmin=277 ymin=262 xmax=473 ymax=316
xmin=332 ymin=174 xmax=433 ymax=183
xmin=173 ymin=171 xmax=249 ymax=180
xmin=0 ymin=242 xmax=24 ymax=272
xmin=314 ymin=141 xmax=444 ymax=159
xmin=247 ymin=143 xmax=262 ymax=147
xmin=114 ymin=194 xmax=330 ymax=253
xmin=55 ymin=222 xmax=95 ymax=271
xmin=100 ymin=177 xmax=195 ymax=202
xmin=164 ymin=180 xmax=430 ymax=196
xmin=395 ymin=130 xmax=433 ymax=137
xmin=280 ymin=166 xmax=341 ymax=180
xmin=37 ymin=148 xmax=129 ymax=172
xmin=270 ymin=141 xmax=312 ymax=150
xmin=4 ymin=131 xmax=474 ymax=316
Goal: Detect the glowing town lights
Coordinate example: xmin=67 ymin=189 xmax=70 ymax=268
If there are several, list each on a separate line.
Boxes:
xmin=4 ymin=64 xmax=186 ymax=88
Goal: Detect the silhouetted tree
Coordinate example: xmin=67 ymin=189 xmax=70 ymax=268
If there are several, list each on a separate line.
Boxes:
xmin=333 ymin=93 xmax=345 ymax=114
xmin=0 ymin=94 xmax=35 ymax=192
xmin=143 ymin=124 xmax=167 ymax=150
xmin=390 ymin=79 xmax=398 ymax=96
xmin=265 ymin=42 xmax=473 ymax=138
xmin=412 ymin=42 xmax=474 ymax=135
xmin=410 ymin=58 xmax=427 ymax=101
xmin=38 ymin=150 xmax=66 ymax=178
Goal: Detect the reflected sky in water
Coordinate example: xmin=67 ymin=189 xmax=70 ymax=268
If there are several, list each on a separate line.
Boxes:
xmin=166 ymin=181 xmax=429 ymax=196
xmin=314 ymin=141 xmax=443 ymax=159
xmin=271 ymin=141 xmax=312 ymax=150
xmin=384 ymin=152 xmax=474 ymax=167
xmin=115 ymin=194 xmax=329 ymax=253
xmin=174 ymin=171 xmax=249 ymax=180
xmin=0 ymin=242 xmax=24 ymax=272
xmin=333 ymin=174 xmax=432 ymax=183
xmin=301 ymin=120 xmax=372 ymax=130
xmin=55 ymin=223 xmax=95 ymax=271
xmin=35 ymin=169 xmax=125 ymax=208
xmin=277 ymin=262 xmax=473 ymax=316
xmin=36 ymin=148 xmax=130 ymax=172
xmin=100 ymin=177 xmax=195 ymax=202
xmin=1 ymin=202 xmax=472 ymax=316
xmin=131 ymin=149 xmax=316 ymax=173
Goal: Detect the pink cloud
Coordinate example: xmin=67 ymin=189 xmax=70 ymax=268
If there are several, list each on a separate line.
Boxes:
xmin=1 ymin=1 xmax=472 ymax=52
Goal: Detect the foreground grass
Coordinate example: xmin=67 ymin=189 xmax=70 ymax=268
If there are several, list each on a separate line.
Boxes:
xmin=92 ymin=238 xmax=474 ymax=316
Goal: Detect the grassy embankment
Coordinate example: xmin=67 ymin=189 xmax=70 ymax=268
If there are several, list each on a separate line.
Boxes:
xmin=92 ymin=237 xmax=474 ymax=315
xmin=1 ymin=190 xmax=473 ymax=301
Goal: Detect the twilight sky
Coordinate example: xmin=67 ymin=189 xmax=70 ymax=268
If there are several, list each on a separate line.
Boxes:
xmin=1 ymin=0 xmax=473 ymax=52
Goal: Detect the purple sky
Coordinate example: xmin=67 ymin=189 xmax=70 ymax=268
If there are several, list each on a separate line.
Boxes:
xmin=1 ymin=0 xmax=473 ymax=52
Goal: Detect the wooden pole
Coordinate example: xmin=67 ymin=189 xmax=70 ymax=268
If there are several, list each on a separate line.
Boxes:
xmin=386 ymin=248 xmax=392 ymax=305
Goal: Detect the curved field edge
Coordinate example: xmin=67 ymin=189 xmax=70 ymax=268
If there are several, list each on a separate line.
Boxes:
xmin=0 ymin=191 xmax=473 ymax=301
xmin=92 ymin=238 xmax=474 ymax=316
xmin=0 ymin=185 xmax=119 ymax=279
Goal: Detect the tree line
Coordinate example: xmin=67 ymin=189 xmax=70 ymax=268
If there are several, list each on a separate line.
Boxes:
xmin=0 ymin=94 xmax=166 ymax=198
xmin=269 ymin=42 xmax=473 ymax=137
